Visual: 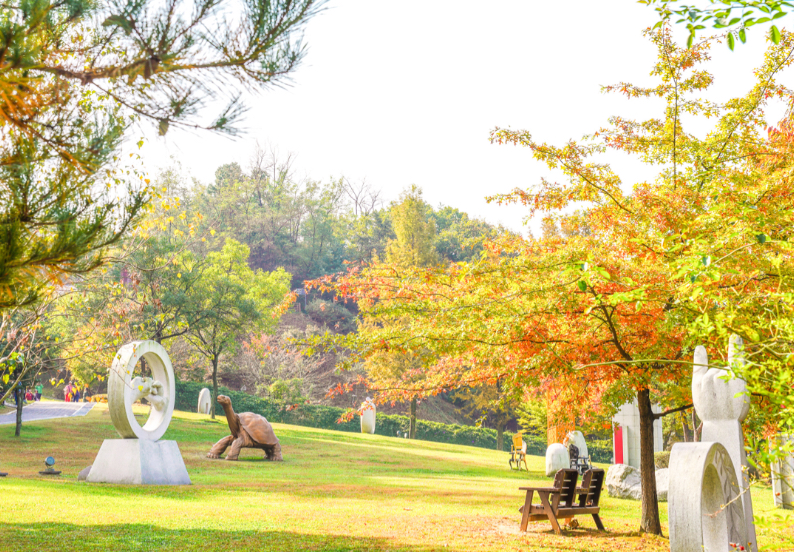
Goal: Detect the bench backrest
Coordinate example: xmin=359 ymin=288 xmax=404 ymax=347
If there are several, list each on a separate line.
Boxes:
xmin=578 ymin=468 xmax=605 ymax=507
xmin=552 ymin=469 xmax=579 ymax=508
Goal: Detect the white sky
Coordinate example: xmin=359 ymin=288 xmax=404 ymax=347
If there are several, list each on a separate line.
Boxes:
xmin=136 ymin=0 xmax=788 ymax=235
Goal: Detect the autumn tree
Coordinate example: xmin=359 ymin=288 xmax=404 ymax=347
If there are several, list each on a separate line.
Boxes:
xmin=310 ymin=28 xmax=794 ymax=536
xmin=381 ymin=185 xmax=437 ymax=438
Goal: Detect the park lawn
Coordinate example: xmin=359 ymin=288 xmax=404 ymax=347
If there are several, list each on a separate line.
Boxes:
xmin=0 ymin=405 xmax=787 ymax=552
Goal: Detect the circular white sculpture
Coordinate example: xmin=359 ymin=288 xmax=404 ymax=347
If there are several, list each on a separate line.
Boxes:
xmin=108 ymin=340 xmax=175 ymax=441
xmin=360 ymin=397 xmax=376 ymax=434
xmin=669 ymin=441 xmax=747 ymax=552
xmin=545 ymin=443 xmax=570 ymax=476
xmin=197 ymin=388 xmax=212 ymax=415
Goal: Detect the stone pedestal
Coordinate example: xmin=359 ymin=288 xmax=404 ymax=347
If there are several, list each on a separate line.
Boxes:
xmin=87 ymin=439 xmax=191 ymax=485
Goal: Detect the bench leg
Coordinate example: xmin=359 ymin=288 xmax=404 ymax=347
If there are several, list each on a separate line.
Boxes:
xmin=592 ymin=513 xmax=605 ymax=531
xmin=539 ymin=492 xmax=562 ymax=535
xmin=519 ymin=490 xmax=533 ymax=532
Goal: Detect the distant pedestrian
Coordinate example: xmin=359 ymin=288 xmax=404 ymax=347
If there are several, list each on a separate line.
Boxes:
xmin=25 ymin=388 xmax=34 ymax=402
xmin=34 ymin=382 xmax=42 ymax=401
xmin=73 ymin=387 xmax=81 ymax=402
xmin=64 ymin=383 xmax=72 ymax=402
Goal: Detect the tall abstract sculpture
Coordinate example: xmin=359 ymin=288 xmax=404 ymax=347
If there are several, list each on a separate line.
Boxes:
xmin=87 ymin=341 xmax=191 ymax=485
xmin=669 ymin=335 xmax=755 ymax=551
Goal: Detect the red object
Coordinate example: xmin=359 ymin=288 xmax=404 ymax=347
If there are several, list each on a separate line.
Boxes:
xmin=613 ymin=425 xmax=623 ymax=464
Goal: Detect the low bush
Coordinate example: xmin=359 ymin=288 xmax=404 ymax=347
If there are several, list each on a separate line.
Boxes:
xmin=176 ymin=381 xmax=522 ymax=451
xmin=654 ymin=451 xmax=670 ymax=469
xmin=176 ymin=382 xmax=616 ymax=460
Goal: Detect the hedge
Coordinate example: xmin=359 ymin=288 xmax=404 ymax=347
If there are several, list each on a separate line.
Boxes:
xmin=176 ymin=381 xmax=611 ymax=461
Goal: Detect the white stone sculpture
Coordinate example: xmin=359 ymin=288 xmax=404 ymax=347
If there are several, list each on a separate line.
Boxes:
xmin=669 ymin=442 xmax=747 ymax=552
xmin=87 ymin=340 xmax=191 ymax=485
xmin=691 ymin=337 xmax=756 ymax=550
xmin=197 ymin=388 xmax=212 ymax=415
xmin=771 ymin=433 xmax=794 ymax=510
xmin=545 ymin=443 xmax=569 ymax=476
xmin=606 ymin=464 xmax=642 ymax=500
xmin=564 ymin=430 xmax=589 ymax=458
xmin=611 ymin=400 xmax=663 ymax=469
xmin=360 ymin=397 xmax=376 ymax=434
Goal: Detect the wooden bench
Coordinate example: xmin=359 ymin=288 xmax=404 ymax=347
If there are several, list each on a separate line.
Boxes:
xmin=518 ymin=468 xmax=606 ymax=534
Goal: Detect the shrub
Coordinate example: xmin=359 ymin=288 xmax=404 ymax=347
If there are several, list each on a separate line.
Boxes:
xmin=175 ymin=381 xmax=527 ymax=452
xmin=654 ymin=451 xmax=670 ymax=469
xmin=587 ymin=439 xmax=613 ymax=464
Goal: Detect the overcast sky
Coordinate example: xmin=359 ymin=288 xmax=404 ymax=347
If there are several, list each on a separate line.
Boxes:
xmin=136 ymin=1 xmax=788 ymax=235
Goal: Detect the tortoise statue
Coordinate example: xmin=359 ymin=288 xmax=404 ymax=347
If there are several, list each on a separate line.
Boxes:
xmin=207 ymin=395 xmax=283 ymax=461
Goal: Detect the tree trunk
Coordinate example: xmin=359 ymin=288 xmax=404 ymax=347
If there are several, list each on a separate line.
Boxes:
xmin=637 ymin=388 xmax=662 ymax=535
xmin=211 ymin=354 xmax=219 ymax=420
xmin=409 ymin=396 xmax=417 ymax=439
xmin=496 ymin=420 xmax=506 ymax=451
xmin=680 ymin=411 xmax=691 ymax=442
xmin=14 ymin=386 xmax=23 ymax=437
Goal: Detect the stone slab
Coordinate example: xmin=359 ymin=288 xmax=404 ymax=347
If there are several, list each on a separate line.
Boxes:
xmin=87 ymin=439 xmax=191 ymax=485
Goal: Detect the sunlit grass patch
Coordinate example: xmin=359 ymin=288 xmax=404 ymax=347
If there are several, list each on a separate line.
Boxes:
xmin=0 ymin=406 xmax=784 ymax=551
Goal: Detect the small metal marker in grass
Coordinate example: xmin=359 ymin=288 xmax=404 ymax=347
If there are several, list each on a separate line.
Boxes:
xmin=38 ymin=456 xmax=61 ymax=476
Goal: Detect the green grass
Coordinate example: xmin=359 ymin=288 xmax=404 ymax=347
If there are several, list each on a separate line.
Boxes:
xmin=0 ymin=405 xmax=788 ymax=551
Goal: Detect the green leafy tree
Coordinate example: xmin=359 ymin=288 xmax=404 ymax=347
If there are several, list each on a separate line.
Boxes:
xmin=185 ymin=239 xmax=290 ymax=418
xmin=385 ymin=186 xmax=438 ymax=268
xmin=643 ymin=0 xmax=791 ymax=49
xmin=431 ymin=206 xmax=507 ymax=264
xmin=0 ymin=0 xmax=318 ymax=313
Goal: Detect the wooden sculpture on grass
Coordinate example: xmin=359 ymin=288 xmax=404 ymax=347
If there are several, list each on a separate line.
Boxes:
xmin=207 ymin=395 xmax=283 ymax=461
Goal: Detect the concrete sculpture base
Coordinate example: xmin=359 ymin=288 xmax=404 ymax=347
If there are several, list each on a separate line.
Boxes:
xmin=87 ymin=439 xmax=191 ymax=485
xmin=669 ymin=442 xmax=747 ymax=552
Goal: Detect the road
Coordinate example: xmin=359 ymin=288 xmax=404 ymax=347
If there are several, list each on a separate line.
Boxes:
xmin=0 ymin=401 xmax=94 ymax=425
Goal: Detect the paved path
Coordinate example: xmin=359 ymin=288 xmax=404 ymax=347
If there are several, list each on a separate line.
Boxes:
xmin=0 ymin=401 xmax=94 ymax=425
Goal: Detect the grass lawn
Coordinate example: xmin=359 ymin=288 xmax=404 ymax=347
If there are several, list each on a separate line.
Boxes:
xmin=0 ymin=405 xmax=788 ymax=551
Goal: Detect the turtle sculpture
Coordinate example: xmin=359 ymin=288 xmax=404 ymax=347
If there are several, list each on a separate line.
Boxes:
xmin=207 ymin=395 xmax=283 ymax=461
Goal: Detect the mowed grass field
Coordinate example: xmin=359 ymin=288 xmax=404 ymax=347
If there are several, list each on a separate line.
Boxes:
xmin=0 ymin=405 xmax=787 ymax=552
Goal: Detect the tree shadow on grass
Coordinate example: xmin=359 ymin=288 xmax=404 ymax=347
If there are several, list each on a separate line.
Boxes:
xmin=1 ymin=522 xmax=439 ymax=552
